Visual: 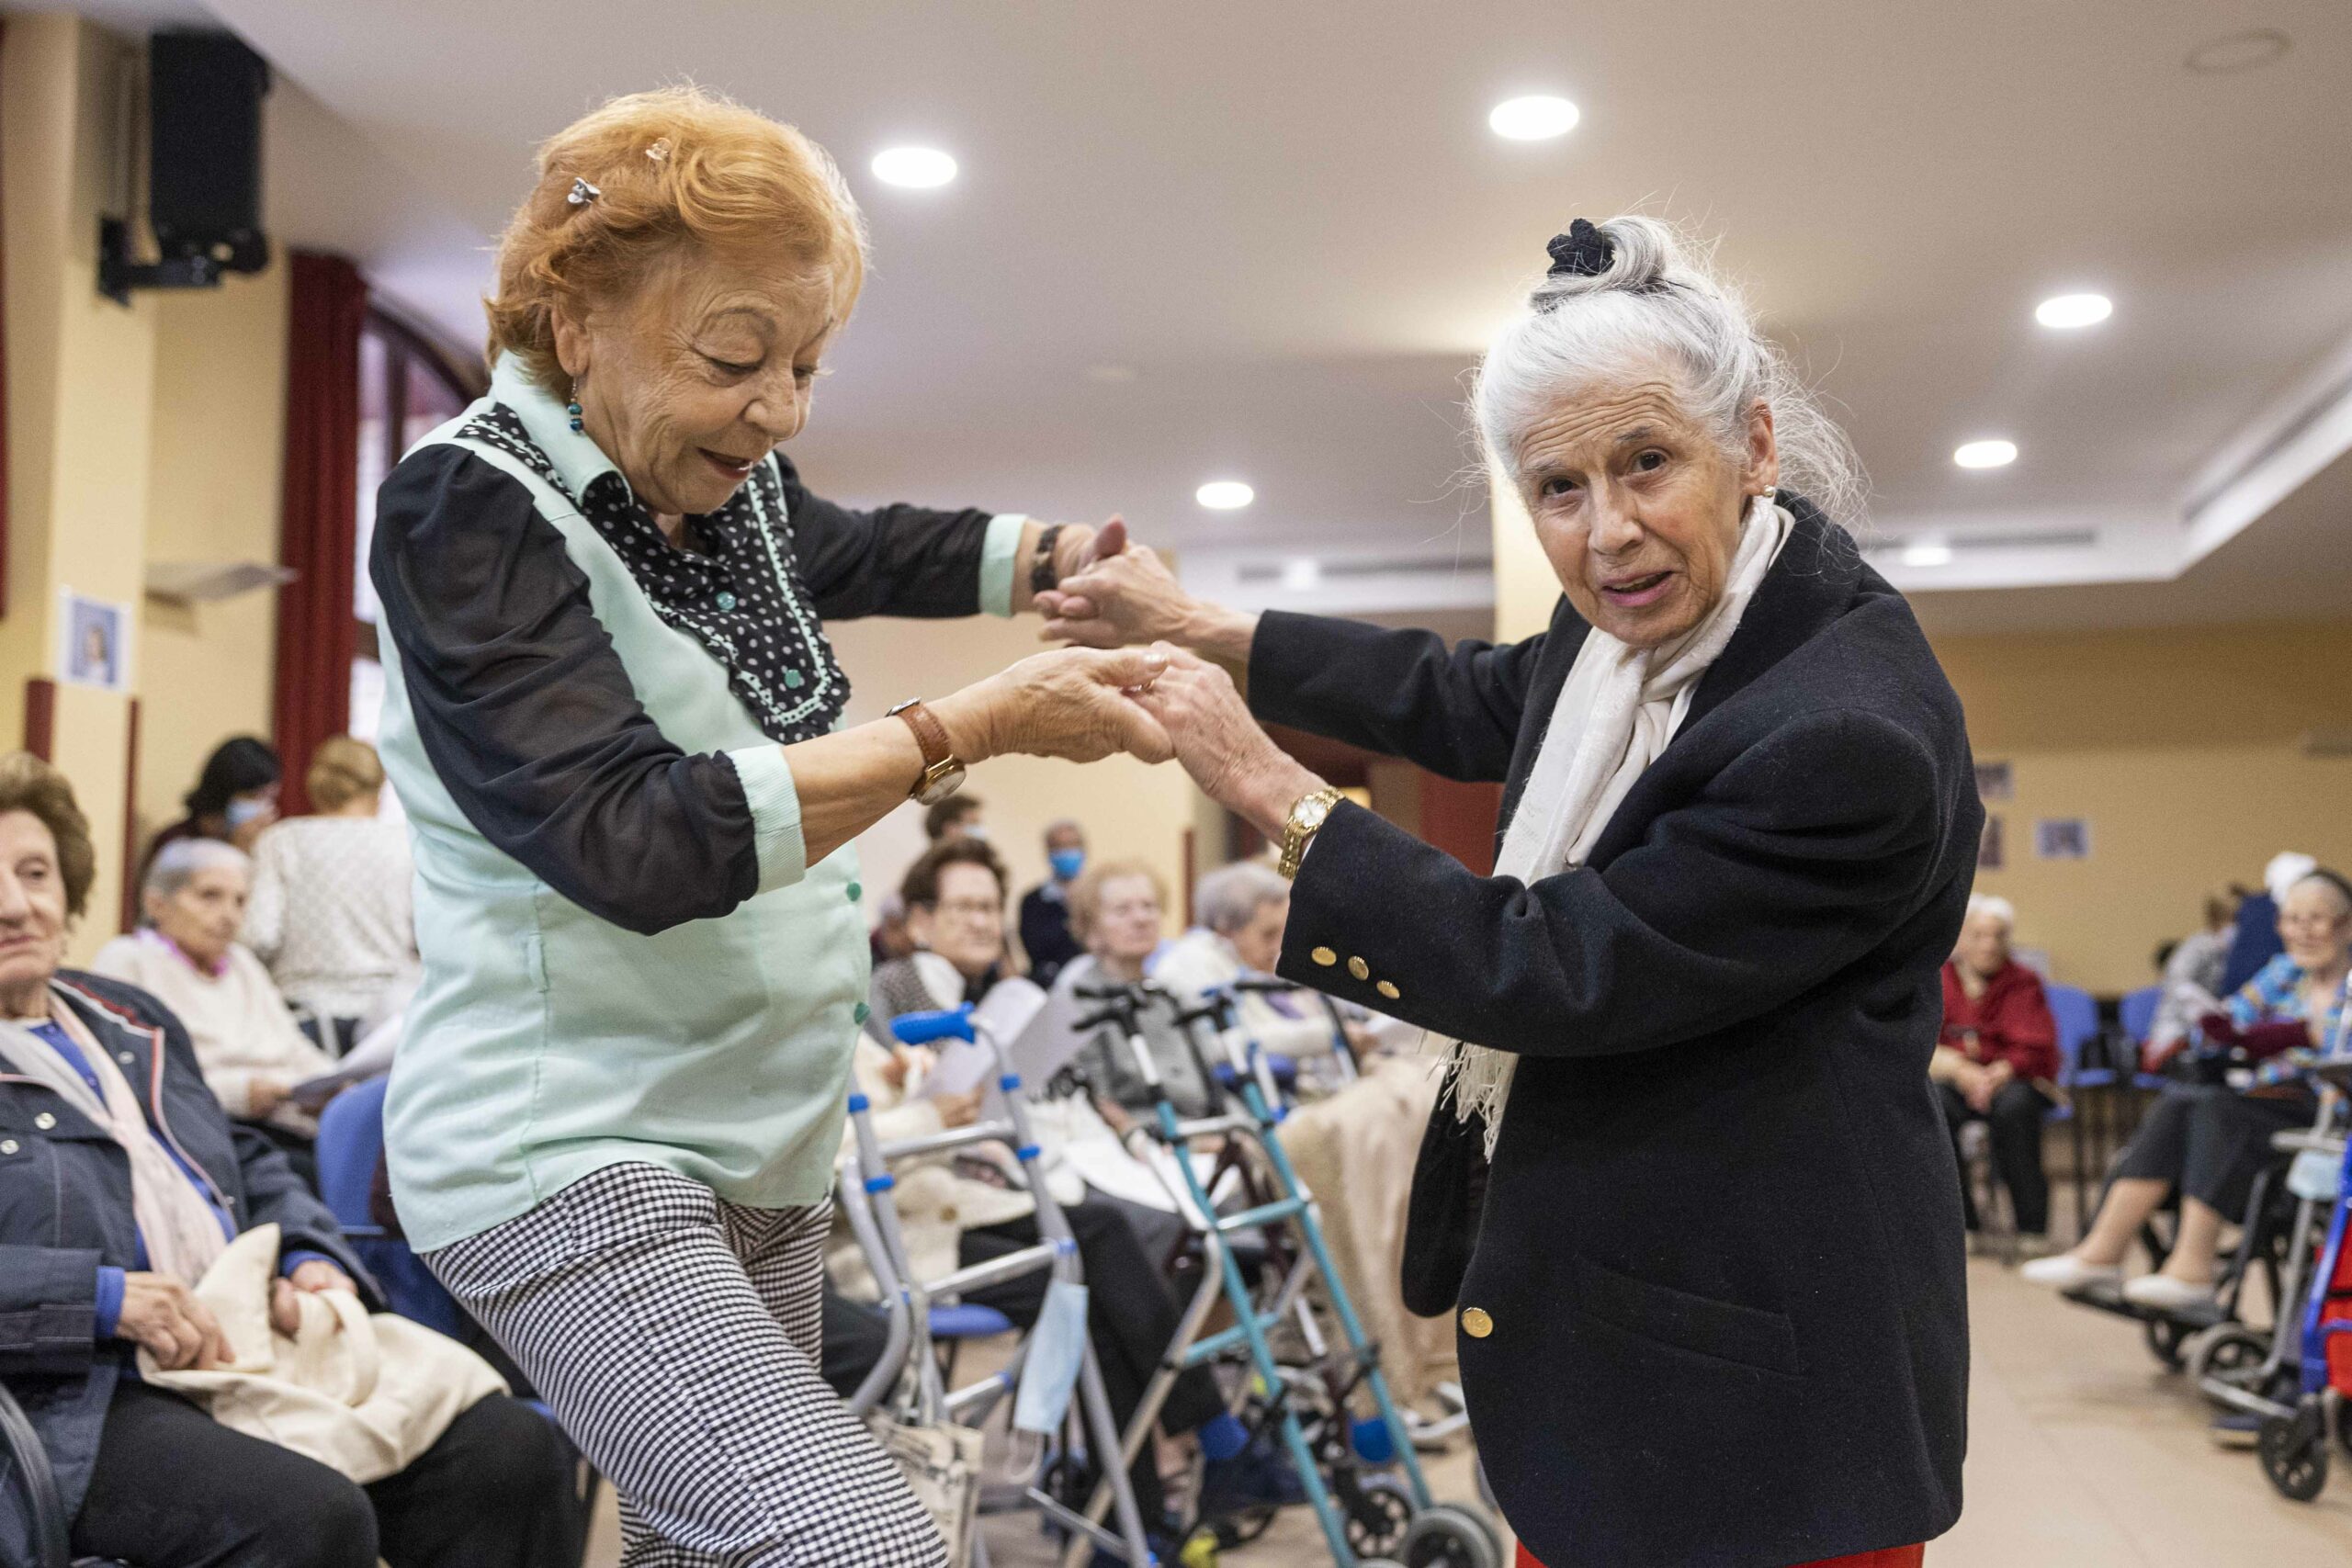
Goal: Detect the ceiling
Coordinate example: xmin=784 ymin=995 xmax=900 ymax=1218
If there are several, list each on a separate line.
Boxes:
xmin=108 ymin=0 xmax=2352 ymax=628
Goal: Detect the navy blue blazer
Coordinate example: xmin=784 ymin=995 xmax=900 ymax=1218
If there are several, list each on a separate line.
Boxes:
xmin=1252 ymin=502 xmax=1978 ymax=1568
xmin=0 ymin=972 xmax=375 ymax=1560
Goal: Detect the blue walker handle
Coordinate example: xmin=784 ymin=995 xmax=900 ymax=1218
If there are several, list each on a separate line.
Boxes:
xmin=891 ymin=1005 xmax=976 ymax=1046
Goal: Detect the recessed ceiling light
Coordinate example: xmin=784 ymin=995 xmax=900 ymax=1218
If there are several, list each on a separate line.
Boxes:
xmin=871 ymin=147 xmax=957 ymax=188
xmin=1953 ymin=439 xmax=2018 ymax=470
xmin=1488 ymin=95 xmax=1580 ymax=141
xmin=1195 ymin=480 xmax=1254 ymax=510
xmin=2186 ymin=28 xmax=2290 ymax=74
xmin=2035 ymin=292 xmax=2112 ymax=330
xmin=1901 ymin=541 xmax=1955 ymax=568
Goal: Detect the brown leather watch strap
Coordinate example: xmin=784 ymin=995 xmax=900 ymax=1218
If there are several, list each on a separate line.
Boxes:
xmin=889 ymin=699 xmax=954 ymax=772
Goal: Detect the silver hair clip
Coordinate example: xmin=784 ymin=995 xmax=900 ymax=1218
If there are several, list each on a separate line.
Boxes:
xmin=646 ymin=138 xmax=672 ymax=164
xmin=567 ymin=176 xmax=601 ymax=206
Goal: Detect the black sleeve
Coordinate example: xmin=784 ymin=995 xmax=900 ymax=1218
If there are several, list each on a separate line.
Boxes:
xmin=1246 ymin=604 xmax=1566 ymax=783
xmin=371 ymin=445 xmax=764 ymax=934
xmin=1277 ymin=709 xmax=1947 ymax=1058
xmin=778 ymin=454 xmax=999 ymax=620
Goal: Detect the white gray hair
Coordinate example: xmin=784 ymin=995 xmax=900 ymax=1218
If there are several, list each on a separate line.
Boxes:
xmin=144 ymin=837 xmax=250 ymax=902
xmin=1472 ymin=215 xmax=1864 ymax=527
xmin=1965 ymin=892 xmax=2016 ymax=929
xmin=1193 ymin=861 xmax=1290 ymax=937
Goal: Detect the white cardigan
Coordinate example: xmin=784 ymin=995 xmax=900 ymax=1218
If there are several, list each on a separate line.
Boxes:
xmin=90 ymin=931 xmax=335 ymax=1131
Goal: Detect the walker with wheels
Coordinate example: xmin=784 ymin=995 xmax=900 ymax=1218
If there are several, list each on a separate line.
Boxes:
xmin=837 ymin=1004 xmax=1157 ymax=1565
xmin=1062 ymin=978 xmax=1503 ymax=1568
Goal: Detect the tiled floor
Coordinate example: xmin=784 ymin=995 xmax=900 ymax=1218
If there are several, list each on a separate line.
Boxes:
xmin=584 ymin=1257 xmax=2352 ymax=1566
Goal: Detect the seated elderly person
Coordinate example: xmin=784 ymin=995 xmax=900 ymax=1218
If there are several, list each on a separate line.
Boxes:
xmin=2027 ymin=867 xmax=2352 ymax=1310
xmin=1054 ymin=860 xmax=1216 ymax=1124
xmin=91 ymin=839 xmax=339 ymax=1181
xmin=1153 ymin=860 xmax=1377 ymax=1077
xmin=0 ymin=754 xmax=576 ymax=1568
xmin=1933 ymin=894 xmax=2060 ymax=1250
xmin=834 ymin=838 xmax=1295 ymax=1547
xmin=867 ymin=837 xmax=1014 ymax=1017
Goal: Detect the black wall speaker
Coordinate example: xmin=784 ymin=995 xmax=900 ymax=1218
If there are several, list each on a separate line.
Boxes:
xmin=147 ymin=31 xmax=271 ymax=274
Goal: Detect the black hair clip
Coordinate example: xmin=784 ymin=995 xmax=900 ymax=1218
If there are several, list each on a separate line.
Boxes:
xmin=1545 ymin=219 xmax=1613 ymax=279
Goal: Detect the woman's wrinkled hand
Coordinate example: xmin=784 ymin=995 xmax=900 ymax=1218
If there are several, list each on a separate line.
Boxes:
xmin=119 ymin=1271 xmax=232 ymax=1370
xmin=271 ymin=1259 xmax=360 ymax=1336
xmin=1036 ymin=542 xmax=1199 ymax=649
xmin=1129 ymin=646 xmax=1321 ymax=836
xmin=937 ymin=648 xmax=1174 ymax=766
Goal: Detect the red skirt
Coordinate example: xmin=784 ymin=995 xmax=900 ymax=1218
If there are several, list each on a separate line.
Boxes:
xmin=1516 ymin=1547 xmax=1923 ymax=1568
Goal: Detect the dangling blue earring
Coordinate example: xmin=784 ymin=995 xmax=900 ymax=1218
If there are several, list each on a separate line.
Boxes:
xmin=567 ymin=379 xmax=584 ymax=434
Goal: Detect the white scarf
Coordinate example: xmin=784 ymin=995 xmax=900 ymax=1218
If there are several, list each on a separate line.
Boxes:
xmin=1433 ymin=496 xmax=1793 ymax=1151
xmin=0 ymin=989 xmax=231 ymax=1285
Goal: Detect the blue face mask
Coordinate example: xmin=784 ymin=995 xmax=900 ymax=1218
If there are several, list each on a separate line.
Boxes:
xmin=1049 ymin=848 xmax=1086 ymax=882
xmin=1012 ymin=1280 xmax=1091 ymax=1437
xmin=224 ymin=797 xmax=271 ymax=830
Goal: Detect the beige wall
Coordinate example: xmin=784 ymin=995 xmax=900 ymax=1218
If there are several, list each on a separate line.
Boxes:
xmin=3 ymin=14 xmax=157 ymax=955
xmin=827 ymin=613 xmax=1211 ymax=940
xmin=1932 ymin=619 xmax=2352 ymax=995
xmin=1 ymin=15 xmax=291 ymax=954
xmin=136 ymin=269 xmax=290 ymax=843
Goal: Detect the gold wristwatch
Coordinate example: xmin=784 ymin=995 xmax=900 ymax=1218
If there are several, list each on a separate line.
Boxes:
xmin=1277 ymin=786 xmax=1344 ymax=880
xmin=887 ymin=699 xmax=967 ymax=806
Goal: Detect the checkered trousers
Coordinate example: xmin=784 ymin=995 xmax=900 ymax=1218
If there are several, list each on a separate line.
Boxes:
xmin=424 ymin=1162 xmax=947 ymax=1568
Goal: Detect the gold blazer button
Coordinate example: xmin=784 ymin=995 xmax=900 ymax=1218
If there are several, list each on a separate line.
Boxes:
xmin=1347 ymin=955 xmax=1371 ymax=981
xmin=1310 ymin=946 xmax=1338 ymax=966
xmin=1461 ymin=1306 xmax=1494 ymax=1338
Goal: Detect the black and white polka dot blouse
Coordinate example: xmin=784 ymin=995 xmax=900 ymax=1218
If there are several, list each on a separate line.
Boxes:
xmin=371 ymin=400 xmax=1003 ymax=932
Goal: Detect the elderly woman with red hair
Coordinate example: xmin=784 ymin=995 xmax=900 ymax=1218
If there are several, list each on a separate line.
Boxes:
xmin=368 ymin=86 xmax=1169 ymax=1565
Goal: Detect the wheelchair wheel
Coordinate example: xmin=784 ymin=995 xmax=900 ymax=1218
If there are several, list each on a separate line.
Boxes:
xmin=2143 ymin=1316 xmax=2191 ymax=1371
xmin=1339 ymin=1472 xmax=1415 ymax=1560
xmin=2259 ymin=1407 xmax=2330 ymax=1502
xmin=1401 ymin=1502 xmax=1505 ymax=1568
xmin=2187 ymin=1322 xmax=2269 ymax=1394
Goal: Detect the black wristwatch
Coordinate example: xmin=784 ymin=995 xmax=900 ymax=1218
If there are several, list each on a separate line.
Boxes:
xmin=1030 ymin=524 xmax=1066 ymax=595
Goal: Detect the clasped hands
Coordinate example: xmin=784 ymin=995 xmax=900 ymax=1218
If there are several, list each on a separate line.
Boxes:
xmin=1023 ymin=523 xmax=1318 ymax=836
xmin=119 ymin=1258 xmax=359 ymax=1371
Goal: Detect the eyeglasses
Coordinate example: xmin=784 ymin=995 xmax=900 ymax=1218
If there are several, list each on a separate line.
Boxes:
xmin=931 ymin=898 xmax=1001 ymax=919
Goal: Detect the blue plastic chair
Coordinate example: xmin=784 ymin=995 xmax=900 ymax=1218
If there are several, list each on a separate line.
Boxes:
xmin=313 ymin=1076 xmax=466 ymax=1338
xmin=2119 ymin=986 xmax=2161 ymax=1050
xmin=2044 ymin=983 xmax=2109 ymax=1235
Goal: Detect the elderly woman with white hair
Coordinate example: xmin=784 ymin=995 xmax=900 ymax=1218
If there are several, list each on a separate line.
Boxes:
xmin=1154 ymin=860 xmax=1372 ymax=1072
xmin=1046 ymin=216 xmax=1980 ymax=1568
xmin=92 ymin=838 xmax=338 ymax=1161
xmin=2026 ymin=866 xmax=2352 ymax=1312
xmin=1934 ymin=893 xmax=2059 ymax=1249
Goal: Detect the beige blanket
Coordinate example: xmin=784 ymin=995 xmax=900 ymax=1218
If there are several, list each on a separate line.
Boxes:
xmin=140 ymin=1224 xmax=507 ymax=1483
xmin=1278 ymin=1056 xmax=1455 ymax=1405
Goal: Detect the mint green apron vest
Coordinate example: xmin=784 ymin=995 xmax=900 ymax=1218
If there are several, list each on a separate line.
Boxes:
xmin=377 ymin=408 xmax=867 ymax=1252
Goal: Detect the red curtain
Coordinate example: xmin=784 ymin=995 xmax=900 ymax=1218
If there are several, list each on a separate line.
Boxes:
xmin=272 ymin=252 xmax=366 ymax=814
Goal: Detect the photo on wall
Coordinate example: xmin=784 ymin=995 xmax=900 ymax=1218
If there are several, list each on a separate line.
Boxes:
xmin=1978 ymin=814 xmax=2005 ymax=871
xmin=58 ymin=590 xmax=130 ymax=693
xmin=2034 ymin=818 xmax=2092 ymax=861
xmin=1973 ymin=761 xmax=2013 ymax=802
